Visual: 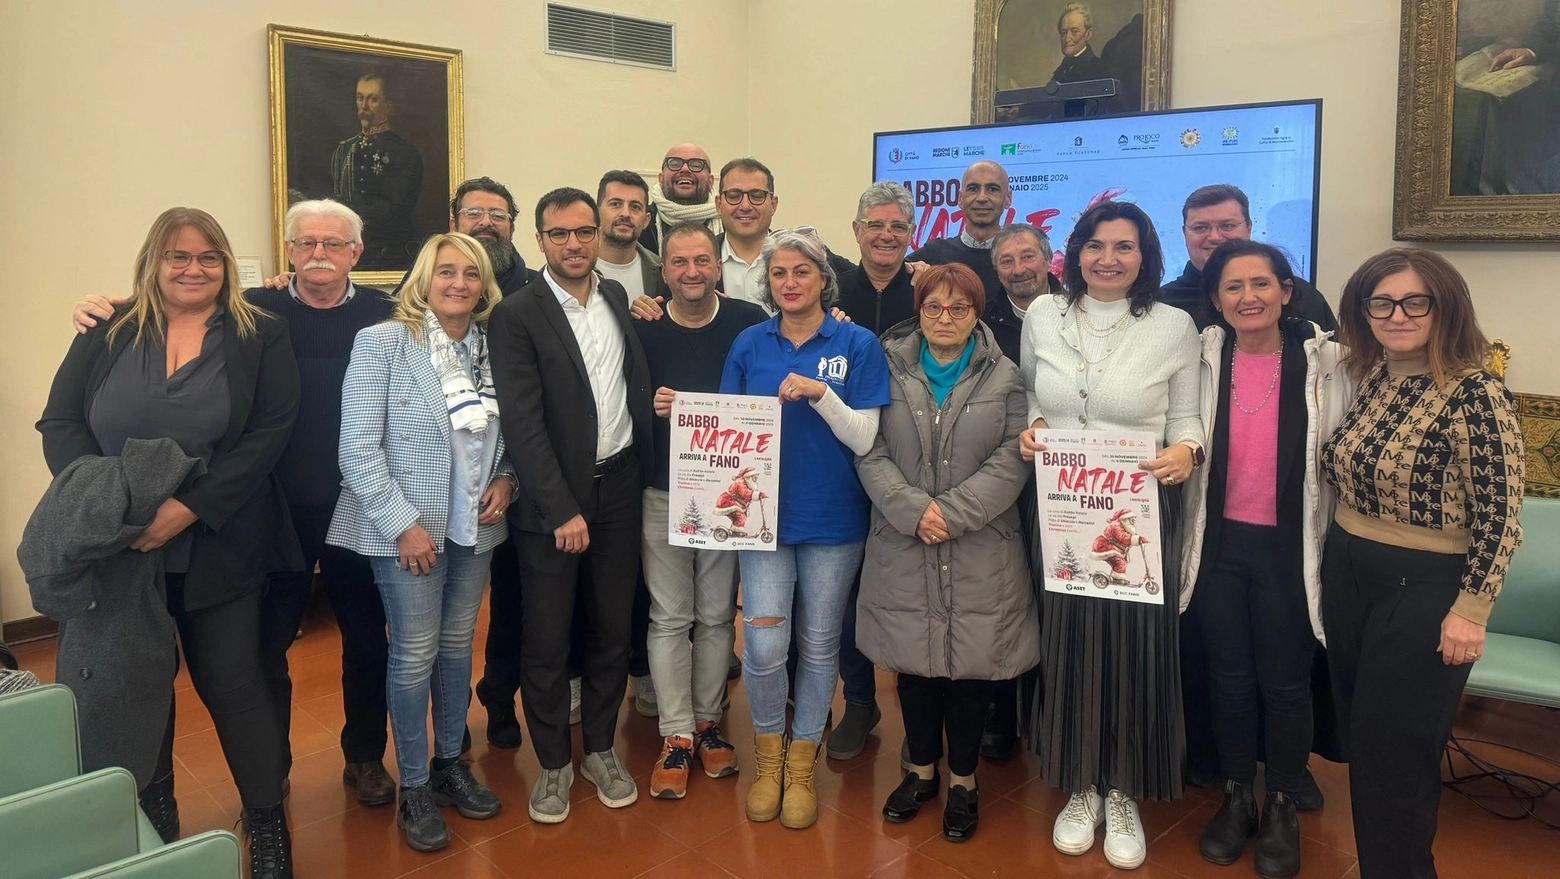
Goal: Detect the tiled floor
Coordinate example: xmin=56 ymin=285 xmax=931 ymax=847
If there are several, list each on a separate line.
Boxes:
xmin=11 ymin=596 xmax=1560 ymax=878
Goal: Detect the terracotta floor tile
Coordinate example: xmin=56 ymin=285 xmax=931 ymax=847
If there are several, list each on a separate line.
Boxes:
xmin=473 ymin=807 xmax=687 ymax=876
xmin=288 ymin=805 xmax=470 ymax=877
xmin=1143 ymin=800 xmax=1356 ymax=879
xmin=629 ymin=849 xmax=736 ymax=879
xmin=173 ymin=783 xmax=236 ymax=837
xmin=915 ymin=793 xmax=1116 ymax=878
xmin=174 ymin=727 xmax=234 ymax=789
xmin=868 ymin=850 xmax=975 ymax=878
xmin=278 ymin=747 xmax=368 ymax=828
xmin=695 ymin=802 xmax=912 ymax=879
xmin=398 ymin=847 xmax=516 ymax=878
xmin=814 ymin=748 xmax=947 ymax=849
xmin=631 ymin=766 xmax=751 ymax=848
xmin=1104 ymin=865 xmax=1199 ymax=879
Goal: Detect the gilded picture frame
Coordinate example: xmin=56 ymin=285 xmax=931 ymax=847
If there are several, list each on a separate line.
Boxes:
xmin=1393 ymin=0 xmax=1560 ymax=241
xmin=1515 ymin=391 xmax=1560 ymax=499
xmin=268 ymin=25 xmax=465 ymax=286
xmin=971 ymin=0 xmax=1172 ymax=124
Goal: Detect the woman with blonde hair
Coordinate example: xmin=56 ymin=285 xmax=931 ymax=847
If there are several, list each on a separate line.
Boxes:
xmin=328 ymin=232 xmax=516 ymax=852
xmin=38 ymin=207 xmax=302 ymax=879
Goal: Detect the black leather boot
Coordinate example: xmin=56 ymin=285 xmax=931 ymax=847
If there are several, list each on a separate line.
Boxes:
xmin=1255 ymin=791 xmax=1301 ymax=879
xmin=1199 ymin=780 xmax=1258 ymax=865
xmin=1295 ymin=766 xmax=1325 ymax=811
xmin=137 ymin=772 xmax=180 ymax=844
xmin=243 ymin=803 xmax=293 ymax=879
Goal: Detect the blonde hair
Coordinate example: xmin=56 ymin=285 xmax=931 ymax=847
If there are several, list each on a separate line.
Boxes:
xmin=391 ymin=232 xmax=501 ymax=343
xmin=108 ymin=207 xmax=264 ymax=348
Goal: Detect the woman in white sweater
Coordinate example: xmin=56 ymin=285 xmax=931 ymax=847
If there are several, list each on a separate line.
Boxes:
xmin=1018 ymin=200 xmax=1204 ymax=871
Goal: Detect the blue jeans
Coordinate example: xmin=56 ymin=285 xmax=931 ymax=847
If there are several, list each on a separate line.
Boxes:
xmin=372 ymin=541 xmax=494 ymax=788
xmin=739 ymin=542 xmax=864 ymax=743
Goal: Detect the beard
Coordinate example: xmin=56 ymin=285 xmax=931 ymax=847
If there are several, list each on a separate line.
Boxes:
xmin=603 ymin=222 xmax=640 ymax=247
xmin=665 ymin=177 xmax=711 ymax=206
xmin=480 ymin=237 xmax=515 ymax=275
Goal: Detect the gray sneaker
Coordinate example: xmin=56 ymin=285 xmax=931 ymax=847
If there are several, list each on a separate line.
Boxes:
xmin=569 ymin=676 xmax=582 ymax=725
xmin=528 ymin=764 xmax=574 ymax=824
xmin=827 ymin=701 xmax=881 ymax=760
xmin=633 ymin=674 xmax=659 ymax=718
xmin=582 ymin=749 xmax=639 ymax=808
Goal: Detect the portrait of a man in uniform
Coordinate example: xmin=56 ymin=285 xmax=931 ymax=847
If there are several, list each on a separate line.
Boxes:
xmin=331 ymin=73 xmax=425 ymax=269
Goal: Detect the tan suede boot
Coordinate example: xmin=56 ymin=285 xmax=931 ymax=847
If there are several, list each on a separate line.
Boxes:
xmin=746 ymin=734 xmax=787 ymax=822
xmin=781 ymin=739 xmax=820 ymax=829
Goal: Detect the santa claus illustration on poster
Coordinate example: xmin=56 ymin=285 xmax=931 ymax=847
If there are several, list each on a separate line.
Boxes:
xmin=1034 ymin=428 xmax=1164 ymax=605
xmin=668 ymin=392 xmax=781 ymax=551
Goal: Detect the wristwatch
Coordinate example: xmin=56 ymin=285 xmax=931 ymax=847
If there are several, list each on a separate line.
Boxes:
xmin=1181 ymin=441 xmax=1206 ymax=468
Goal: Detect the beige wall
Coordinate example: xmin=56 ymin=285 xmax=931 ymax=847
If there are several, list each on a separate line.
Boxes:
xmin=4 ymin=0 xmax=1556 ymax=623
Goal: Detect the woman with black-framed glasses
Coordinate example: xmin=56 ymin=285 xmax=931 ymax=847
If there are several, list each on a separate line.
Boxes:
xmin=1322 ymin=247 xmax=1524 ymax=879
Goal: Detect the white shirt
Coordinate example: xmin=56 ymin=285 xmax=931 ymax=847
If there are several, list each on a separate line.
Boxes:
xmin=595 ymin=253 xmax=645 ymax=301
xmin=543 ymin=268 xmax=633 ymax=462
xmin=720 ymin=237 xmax=769 ymax=311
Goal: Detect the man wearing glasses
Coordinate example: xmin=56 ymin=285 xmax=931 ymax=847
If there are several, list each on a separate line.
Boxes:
xmin=640 ymin=144 xmax=723 ymax=255
xmin=489 ymin=188 xmax=654 ymax=824
xmin=1157 ymin=184 xmax=1335 ymax=332
xmin=836 ymin=182 xmax=919 ymax=336
xmin=714 ymin=158 xmax=782 ymax=309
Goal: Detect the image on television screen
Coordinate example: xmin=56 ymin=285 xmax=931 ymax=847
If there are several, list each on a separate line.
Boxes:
xmin=873 ymin=100 xmax=1322 ymax=282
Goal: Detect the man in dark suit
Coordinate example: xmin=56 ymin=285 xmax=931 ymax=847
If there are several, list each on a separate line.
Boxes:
xmin=1051 ymin=3 xmax=1105 ymax=84
xmin=488 ymin=187 xmax=654 ymax=824
xmin=330 ymin=73 xmax=424 ymax=270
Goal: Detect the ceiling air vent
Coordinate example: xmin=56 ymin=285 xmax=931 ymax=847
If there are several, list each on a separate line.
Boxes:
xmin=546 ymin=4 xmax=677 ymax=71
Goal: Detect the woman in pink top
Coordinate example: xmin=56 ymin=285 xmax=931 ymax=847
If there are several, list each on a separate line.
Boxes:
xmin=1178 ymin=240 xmax=1353 ymax=879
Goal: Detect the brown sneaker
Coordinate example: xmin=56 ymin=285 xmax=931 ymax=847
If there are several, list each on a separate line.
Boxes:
xmin=695 ymin=721 xmax=739 ymax=778
xmin=343 ymin=760 xmax=396 ymax=806
xmin=649 ymin=736 xmax=694 ymax=800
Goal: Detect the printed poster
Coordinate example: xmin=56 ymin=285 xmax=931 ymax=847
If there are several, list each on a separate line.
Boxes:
xmin=1035 ymin=429 xmax=1164 ymax=605
xmin=668 ymin=392 xmax=781 ymax=551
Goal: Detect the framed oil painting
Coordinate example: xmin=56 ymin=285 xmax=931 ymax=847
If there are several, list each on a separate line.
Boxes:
xmin=268 ymin=25 xmax=464 ymax=285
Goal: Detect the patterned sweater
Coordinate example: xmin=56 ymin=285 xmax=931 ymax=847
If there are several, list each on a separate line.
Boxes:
xmin=1321 ymin=354 xmax=1524 ymax=625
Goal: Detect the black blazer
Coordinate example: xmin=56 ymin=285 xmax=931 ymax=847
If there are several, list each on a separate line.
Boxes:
xmin=489 ymin=275 xmax=654 ymax=534
xmin=37 ymin=305 xmax=304 ymax=611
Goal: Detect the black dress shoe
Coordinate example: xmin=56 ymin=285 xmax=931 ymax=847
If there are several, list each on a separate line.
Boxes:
xmin=138 ymin=772 xmax=180 ymax=844
xmin=1185 ymin=764 xmax=1221 ymax=789
xmin=475 ymin=678 xmax=523 ymax=749
xmin=943 ymin=784 xmax=979 ymax=842
xmin=1255 ymin=791 xmax=1301 ymax=879
xmin=980 ymin=698 xmax=1018 ymax=760
xmin=882 ymin=770 xmax=940 ymax=823
xmin=1295 ymin=767 xmax=1324 ymax=812
xmin=1199 ymin=780 xmax=1259 ymax=865
xmin=243 ymin=803 xmax=293 ymax=879
xmin=728 ymin=650 xmax=743 ymax=681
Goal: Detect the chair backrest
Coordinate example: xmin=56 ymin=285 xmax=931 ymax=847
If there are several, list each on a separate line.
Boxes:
xmin=0 ymin=682 xmax=82 ymax=798
xmin=72 ymin=831 xmax=243 ymax=878
xmin=1487 ymin=497 xmax=1560 ymax=643
xmin=0 ymin=768 xmax=144 ymax=879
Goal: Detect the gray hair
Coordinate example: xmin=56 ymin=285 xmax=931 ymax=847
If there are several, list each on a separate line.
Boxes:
xmin=990 ymin=223 xmax=1053 ymax=267
xmin=1057 ymin=2 xmax=1094 ymax=30
xmin=758 ymin=229 xmax=840 ymax=312
xmin=855 ymin=181 xmax=915 ymax=224
xmin=285 ymin=199 xmax=363 ymax=243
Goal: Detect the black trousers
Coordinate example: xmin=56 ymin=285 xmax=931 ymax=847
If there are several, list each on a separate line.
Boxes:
xmin=1194 ymin=520 xmax=1315 ymax=794
xmin=838 ymin=573 xmax=876 ymax=705
xmin=480 ymin=538 xmax=525 ymax=698
xmin=1323 ymin=524 xmax=1470 ymax=879
xmin=154 ymin=578 xmax=285 ymax=808
xmin=259 ymin=501 xmax=388 ymax=767
xmin=516 ymin=460 xmax=643 ymax=769
xmin=899 ymin=675 xmax=995 ymax=777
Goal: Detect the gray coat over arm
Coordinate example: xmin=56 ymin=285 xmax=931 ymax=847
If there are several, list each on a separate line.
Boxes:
xmin=854 ymin=320 xmax=1040 ymax=681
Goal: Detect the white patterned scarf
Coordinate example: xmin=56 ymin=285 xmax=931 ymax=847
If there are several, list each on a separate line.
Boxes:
xmin=648 ymin=180 xmax=723 ymax=250
xmin=424 ymin=311 xmax=499 ymax=434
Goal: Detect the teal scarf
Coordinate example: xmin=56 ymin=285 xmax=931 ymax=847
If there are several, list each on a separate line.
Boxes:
xmin=920 ymin=336 xmax=975 ymax=408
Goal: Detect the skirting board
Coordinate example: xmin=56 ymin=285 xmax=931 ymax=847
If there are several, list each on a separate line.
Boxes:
xmin=1 ymin=615 xmax=57 ymax=646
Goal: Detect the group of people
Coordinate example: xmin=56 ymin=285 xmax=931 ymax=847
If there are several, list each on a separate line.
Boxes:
xmin=30 ymin=145 xmax=1524 ymax=879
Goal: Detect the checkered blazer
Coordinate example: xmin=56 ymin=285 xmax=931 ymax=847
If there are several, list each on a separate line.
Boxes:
xmin=326 ymin=320 xmax=513 ymax=557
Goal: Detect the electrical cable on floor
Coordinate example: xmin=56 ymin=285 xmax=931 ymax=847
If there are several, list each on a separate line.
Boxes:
xmin=1442 ymin=733 xmax=1560 ymax=830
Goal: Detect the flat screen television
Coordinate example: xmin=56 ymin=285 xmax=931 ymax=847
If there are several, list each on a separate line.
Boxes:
xmin=872 ymin=99 xmax=1323 ymax=282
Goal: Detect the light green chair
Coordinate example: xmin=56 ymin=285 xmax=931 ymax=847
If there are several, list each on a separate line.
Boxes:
xmin=0 ymin=768 xmax=239 ymax=879
xmin=0 ymin=682 xmax=81 ymax=798
xmin=1464 ymin=497 xmax=1560 ymax=708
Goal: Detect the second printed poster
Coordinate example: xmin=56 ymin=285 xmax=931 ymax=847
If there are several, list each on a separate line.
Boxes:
xmin=1034 ymin=428 xmax=1164 ymax=604
xmin=668 ymin=392 xmax=782 ymax=551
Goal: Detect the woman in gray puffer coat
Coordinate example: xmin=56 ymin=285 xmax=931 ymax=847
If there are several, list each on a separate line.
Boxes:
xmin=855 ymin=263 xmax=1040 ymax=844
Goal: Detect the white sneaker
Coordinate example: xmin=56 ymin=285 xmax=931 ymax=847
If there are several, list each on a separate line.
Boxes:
xmin=569 ymin=676 xmax=583 ymax=725
xmin=633 ymin=673 xmax=658 ymax=718
xmin=1052 ymin=786 xmax=1104 ymax=855
xmin=1103 ymin=789 xmax=1147 ymax=870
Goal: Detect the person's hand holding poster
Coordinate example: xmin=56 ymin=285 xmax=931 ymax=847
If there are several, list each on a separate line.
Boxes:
xmin=1034 ymin=428 xmax=1163 ymax=604
xmin=668 ymin=392 xmax=781 ymax=551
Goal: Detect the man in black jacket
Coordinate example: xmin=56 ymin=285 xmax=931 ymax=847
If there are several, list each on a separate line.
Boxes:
xmin=1157 ymin=184 xmax=1336 ymax=332
xmin=836 ymin=182 xmax=918 ymax=336
xmin=489 ymin=188 xmax=654 ymax=824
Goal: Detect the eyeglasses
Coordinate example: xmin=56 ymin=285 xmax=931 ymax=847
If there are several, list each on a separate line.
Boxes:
xmin=287 ymin=238 xmax=355 ymax=253
xmin=1185 ymin=221 xmax=1247 ymax=236
xmin=921 ymin=302 xmax=973 ymax=320
xmin=663 ymin=157 xmax=709 ymax=172
xmin=456 ymin=208 xmax=513 ymax=224
xmin=771 ymin=226 xmax=817 ymax=237
xmin=1363 ymin=295 xmax=1434 ymax=320
xmin=163 ymin=250 xmax=224 ymax=269
xmin=858 ymin=219 xmax=914 ymax=237
xmin=721 ymin=188 xmax=773 ymax=205
xmin=540 ymin=226 xmax=598 ymax=244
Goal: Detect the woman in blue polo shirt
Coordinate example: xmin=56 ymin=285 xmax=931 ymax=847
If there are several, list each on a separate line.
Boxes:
xmin=720 ymin=228 xmax=891 ymax=831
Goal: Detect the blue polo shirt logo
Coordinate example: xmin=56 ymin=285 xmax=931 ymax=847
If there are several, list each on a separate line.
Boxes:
xmin=817 ymin=355 xmax=849 ymax=384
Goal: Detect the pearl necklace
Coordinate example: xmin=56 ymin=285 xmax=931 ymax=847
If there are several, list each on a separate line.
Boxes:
xmin=1231 ymin=336 xmax=1284 ymax=415
xmin=1077 ymin=300 xmax=1133 ymax=337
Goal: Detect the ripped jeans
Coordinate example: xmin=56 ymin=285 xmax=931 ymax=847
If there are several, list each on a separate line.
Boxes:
xmin=738 ymin=542 xmax=865 ymax=743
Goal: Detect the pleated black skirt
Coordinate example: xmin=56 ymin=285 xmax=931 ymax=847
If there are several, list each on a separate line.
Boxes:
xmin=1023 ymin=484 xmax=1185 ymax=801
